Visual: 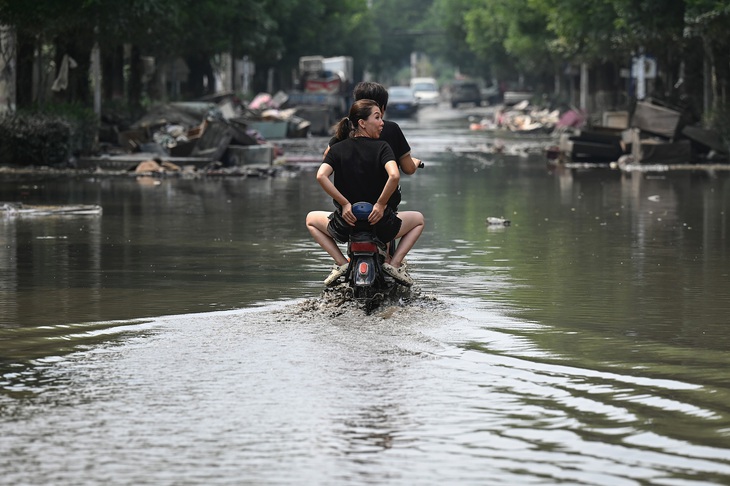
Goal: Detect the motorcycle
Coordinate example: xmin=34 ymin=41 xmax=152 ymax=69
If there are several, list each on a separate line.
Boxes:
xmin=330 ymin=162 xmax=424 ymax=311
xmin=337 ymin=201 xmax=404 ymax=311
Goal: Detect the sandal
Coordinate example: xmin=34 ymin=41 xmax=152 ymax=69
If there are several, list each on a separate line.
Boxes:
xmin=382 ymin=262 xmax=413 ymax=287
xmin=324 ymin=262 xmax=348 ymax=286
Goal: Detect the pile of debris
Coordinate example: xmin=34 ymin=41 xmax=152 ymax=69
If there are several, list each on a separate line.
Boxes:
xmin=552 ymin=99 xmax=729 ymax=167
xmin=470 ymin=100 xmax=564 ymax=134
xmin=91 ymin=92 xmax=314 ymax=174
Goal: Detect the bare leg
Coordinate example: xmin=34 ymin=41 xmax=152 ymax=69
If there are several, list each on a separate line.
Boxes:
xmin=306 ymin=211 xmax=348 ymax=265
xmin=390 ymin=211 xmax=424 ymax=267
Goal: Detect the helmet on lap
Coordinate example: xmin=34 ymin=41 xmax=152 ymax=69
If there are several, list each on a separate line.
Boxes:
xmin=351 ymin=202 xmax=373 ymax=221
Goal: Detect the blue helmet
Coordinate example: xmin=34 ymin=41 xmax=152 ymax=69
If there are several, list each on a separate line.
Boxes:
xmin=351 ymin=202 xmax=373 ymax=221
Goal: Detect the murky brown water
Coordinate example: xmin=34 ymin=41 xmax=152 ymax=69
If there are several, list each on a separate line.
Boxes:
xmin=2 ymin=106 xmax=730 ymax=484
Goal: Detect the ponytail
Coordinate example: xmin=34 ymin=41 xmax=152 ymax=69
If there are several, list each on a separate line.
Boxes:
xmin=333 ymin=99 xmax=379 ymax=141
xmin=334 ymin=117 xmax=354 ymax=140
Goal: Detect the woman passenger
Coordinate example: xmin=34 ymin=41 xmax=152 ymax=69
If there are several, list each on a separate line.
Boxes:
xmin=305 ymin=99 xmax=424 ymax=286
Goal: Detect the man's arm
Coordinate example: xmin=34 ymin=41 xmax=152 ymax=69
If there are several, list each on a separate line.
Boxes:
xmin=398 ymin=152 xmax=421 ymax=175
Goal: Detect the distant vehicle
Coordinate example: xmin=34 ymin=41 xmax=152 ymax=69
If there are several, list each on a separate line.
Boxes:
xmin=387 ymin=86 xmax=419 ymax=118
xmin=480 ymin=85 xmax=501 ymax=105
xmin=410 ymin=77 xmax=440 ymax=106
xmin=286 ymin=55 xmax=354 ymax=134
xmin=450 ymin=80 xmax=482 ymax=108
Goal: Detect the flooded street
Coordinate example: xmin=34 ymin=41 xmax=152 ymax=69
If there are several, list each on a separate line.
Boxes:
xmin=2 ymin=105 xmax=730 ymax=485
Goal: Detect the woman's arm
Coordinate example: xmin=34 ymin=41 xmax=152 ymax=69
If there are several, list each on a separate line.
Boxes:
xmin=316 ymin=163 xmax=355 ymax=225
xmin=369 ymin=160 xmax=400 ymax=224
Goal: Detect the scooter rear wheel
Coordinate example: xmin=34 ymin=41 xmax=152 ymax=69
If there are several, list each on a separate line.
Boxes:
xmin=353 ymin=285 xmax=376 ymax=300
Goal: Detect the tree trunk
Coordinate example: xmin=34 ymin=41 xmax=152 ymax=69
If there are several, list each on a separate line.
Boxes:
xmin=15 ymin=32 xmax=34 ymax=109
xmin=128 ymin=45 xmax=142 ymax=108
xmin=185 ymin=53 xmax=215 ymax=98
xmin=102 ymin=45 xmax=125 ymax=101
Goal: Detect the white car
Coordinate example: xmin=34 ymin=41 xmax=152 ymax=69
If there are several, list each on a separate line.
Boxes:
xmin=410 ymin=77 xmax=440 ymax=106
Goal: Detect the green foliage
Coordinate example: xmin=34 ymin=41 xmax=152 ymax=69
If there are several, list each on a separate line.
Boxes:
xmin=2 ymin=0 xmax=730 ymax=120
xmin=422 ymin=0 xmax=486 ymax=79
xmin=0 ymin=0 xmax=83 ymax=38
xmin=34 ymin=103 xmax=99 ymax=156
xmin=0 ymin=114 xmax=72 ymax=166
xmin=0 ymin=103 xmax=99 ymax=166
xmin=458 ymin=0 xmax=555 ymax=83
xmin=368 ymin=0 xmax=432 ymax=75
xmin=258 ymin=0 xmax=377 ymax=80
xmin=527 ymin=0 xmax=620 ymax=61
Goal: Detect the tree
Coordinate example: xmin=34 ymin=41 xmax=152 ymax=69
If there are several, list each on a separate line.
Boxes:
xmin=684 ymin=1 xmax=730 ymax=120
xmin=251 ymin=0 xmax=377 ymax=93
xmin=366 ymin=0 xmax=432 ymax=81
xmin=0 ymin=0 xmax=88 ymax=107
xmin=456 ymin=0 xmax=556 ymax=88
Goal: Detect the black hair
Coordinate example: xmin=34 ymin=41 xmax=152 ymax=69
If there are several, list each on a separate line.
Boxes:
xmin=353 ymin=81 xmax=388 ymax=112
xmin=334 ymin=99 xmax=380 ymax=140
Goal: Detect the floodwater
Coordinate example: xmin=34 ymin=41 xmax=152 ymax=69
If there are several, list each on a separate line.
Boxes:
xmin=2 ymin=106 xmax=730 ymax=485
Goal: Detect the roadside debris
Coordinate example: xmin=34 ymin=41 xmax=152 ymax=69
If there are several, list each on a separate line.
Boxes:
xmin=90 ymin=91 xmax=322 ymax=175
xmin=550 ymin=99 xmax=729 ymax=168
xmin=469 ymin=94 xmax=728 ymax=169
xmin=470 ymin=100 xmax=564 ymax=134
xmin=133 ymin=158 xmax=182 ymax=174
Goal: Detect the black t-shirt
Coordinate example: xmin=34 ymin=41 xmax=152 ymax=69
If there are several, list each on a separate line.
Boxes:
xmin=323 ymin=137 xmax=395 ymax=209
xmin=329 ymin=120 xmax=410 ymax=164
xmin=328 ymin=120 xmax=409 ymax=209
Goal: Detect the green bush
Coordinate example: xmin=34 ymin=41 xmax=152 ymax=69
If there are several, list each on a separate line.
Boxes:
xmin=0 ymin=114 xmax=72 ymax=166
xmin=34 ymin=103 xmax=99 ymax=157
xmin=0 ymin=103 xmax=99 ymax=167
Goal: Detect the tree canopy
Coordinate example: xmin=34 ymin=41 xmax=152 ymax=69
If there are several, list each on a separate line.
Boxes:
xmin=0 ymin=0 xmax=729 ymax=118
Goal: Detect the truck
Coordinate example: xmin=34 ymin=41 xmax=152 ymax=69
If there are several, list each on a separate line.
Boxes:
xmin=285 ymin=56 xmax=354 ymax=135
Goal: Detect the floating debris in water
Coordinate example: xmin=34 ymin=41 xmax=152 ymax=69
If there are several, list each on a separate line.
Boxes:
xmin=486 ymin=217 xmax=511 ymax=226
xmin=1 ymin=202 xmax=102 ymax=216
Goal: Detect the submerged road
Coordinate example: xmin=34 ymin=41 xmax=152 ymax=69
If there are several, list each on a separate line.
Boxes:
xmin=2 ymin=103 xmax=730 ymax=485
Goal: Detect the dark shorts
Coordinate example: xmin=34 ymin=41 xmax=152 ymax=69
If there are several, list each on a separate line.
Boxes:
xmin=328 ymin=208 xmax=402 ymax=244
xmin=388 ymin=185 xmax=402 ymax=210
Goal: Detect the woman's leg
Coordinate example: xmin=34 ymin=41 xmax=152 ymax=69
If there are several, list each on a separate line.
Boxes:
xmin=306 ymin=211 xmax=348 ymax=265
xmin=390 ymin=211 xmax=424 ymax=267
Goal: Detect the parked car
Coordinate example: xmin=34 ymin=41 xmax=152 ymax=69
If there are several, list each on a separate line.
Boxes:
xmin=450 ymin=80 xmax=482 ymax=108
xmin=387 ymin=86 xmax=419 ymax=118
xmin=410 ymin=77 xmax=440 ymax=106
